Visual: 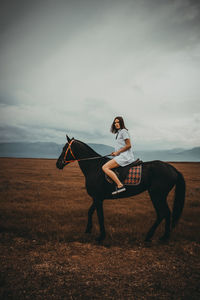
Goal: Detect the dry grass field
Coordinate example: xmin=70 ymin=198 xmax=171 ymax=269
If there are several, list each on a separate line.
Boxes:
xmin=0 ymin=158 xmax=200 ymax=299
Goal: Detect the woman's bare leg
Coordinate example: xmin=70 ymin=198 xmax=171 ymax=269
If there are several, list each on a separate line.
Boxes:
xmin=102 ymin=159 xmax=123 ymax=188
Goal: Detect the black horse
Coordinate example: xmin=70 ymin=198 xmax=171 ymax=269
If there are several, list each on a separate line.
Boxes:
xmin=56 ymin=136 xmax=185 ymax=243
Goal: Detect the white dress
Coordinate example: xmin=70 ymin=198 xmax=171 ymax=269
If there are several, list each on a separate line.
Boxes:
xmin=113 ymin=129 xmax=135 ymax=167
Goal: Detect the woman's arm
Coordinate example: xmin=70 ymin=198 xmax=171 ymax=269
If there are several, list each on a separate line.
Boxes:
xmin=111 ymin=139 xmax=131 ymax=156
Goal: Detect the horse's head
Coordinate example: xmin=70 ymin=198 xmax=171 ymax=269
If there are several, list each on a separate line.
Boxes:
xmin=56 ymin=135 xmax=75 ymax=169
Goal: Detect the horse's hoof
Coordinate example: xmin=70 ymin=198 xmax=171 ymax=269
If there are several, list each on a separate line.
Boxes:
xmin=95 ymin=235 xmax=105 ymax=243
xmin=159 ymin=235 xmax=170 ymax=242
xmin=95 ymin=238 xmax=102 ymax=244
xmin=144 ymin=238 xmax=152 ymax=243
xmin=144 ymin=239 xmax=152 ymax=247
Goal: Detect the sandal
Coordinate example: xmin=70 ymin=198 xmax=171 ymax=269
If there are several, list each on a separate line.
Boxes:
xmin=112 ymin=185 xmax=126 ymax=195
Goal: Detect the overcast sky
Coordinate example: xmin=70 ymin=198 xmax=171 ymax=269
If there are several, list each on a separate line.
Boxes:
xmin=0 ymin=0 xmax=200 ymax=150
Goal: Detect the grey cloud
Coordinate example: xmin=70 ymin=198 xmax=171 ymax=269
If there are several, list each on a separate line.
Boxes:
xmin=0 ymin=124 xmax=63 ymax=143
xmin=0 ymin=95 xmax=16 ymax=106
xmin=0 ymin=89 xmax=37 ymax=107
xmin=0 ymin=0 xmax=200 ymax=149
xmin=0 ymin=123 xmax=108 ymax=145
xmin=159 ymin=98 xmax=200 ymax=116
xmin=135 ymin=1 xmax=200 ymax=52
xmin=0 ymin=0 xmax=36 ymax=31
xmin=0 ymin=0 xmax=115 ymax=74
xmin=1 ymin=0 xmax=200 ymax=82
xmin=0 ymin=125 xmax=31 ymax=142
xmin=0 ymin=92 xmax=22 ymax=106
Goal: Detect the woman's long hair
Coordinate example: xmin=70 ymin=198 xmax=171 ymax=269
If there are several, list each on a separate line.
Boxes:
xmin=110 ymin=116 xmax=128 ymax=134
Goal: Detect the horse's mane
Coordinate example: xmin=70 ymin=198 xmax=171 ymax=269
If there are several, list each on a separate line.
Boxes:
xmin=75 ymin=139 xmax=101 ymax=157
xmin=75 ymin=139 xmax=110 ymax=165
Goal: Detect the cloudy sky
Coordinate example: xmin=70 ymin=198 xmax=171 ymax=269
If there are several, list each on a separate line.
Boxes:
xmin=0 ymin=0 xmax=200 ymax=150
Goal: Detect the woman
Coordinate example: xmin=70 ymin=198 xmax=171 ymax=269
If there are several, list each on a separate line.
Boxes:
xmin=102 ymin=116 xmax=135 ymax=195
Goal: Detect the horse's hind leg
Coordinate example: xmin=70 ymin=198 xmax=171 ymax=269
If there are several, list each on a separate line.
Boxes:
xmin=159 ymin=203 xmax=171 ymax=241
xmin=85 ymin=201 xmax=96 ymax=234
xmin=94 ymin=198 xmax=106 ymax=242
xmin=145 ymin=190 xmax=171 ymax=242
xmin=145 ymin=217 xmax=163 ymax=242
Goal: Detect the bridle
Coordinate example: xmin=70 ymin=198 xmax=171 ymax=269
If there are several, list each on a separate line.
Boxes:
xmin=63 ymin=140 xmax=77 ymax=164
xmin=62 ymin=140 xmax=110 ymax=165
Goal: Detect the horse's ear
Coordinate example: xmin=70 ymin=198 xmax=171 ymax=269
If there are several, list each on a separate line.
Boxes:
xmin=66 ymin=135 xmax=71 ymax=142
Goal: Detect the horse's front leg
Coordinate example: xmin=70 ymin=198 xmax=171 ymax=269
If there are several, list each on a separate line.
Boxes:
xmin=85 ymin=200 xmax=96 ymax=234
xmin=94 ymin=198 xmax=106 ymax=242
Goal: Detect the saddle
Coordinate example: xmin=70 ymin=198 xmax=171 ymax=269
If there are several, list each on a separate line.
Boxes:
xmin=105 ymin=158 xmax=143 ymax=185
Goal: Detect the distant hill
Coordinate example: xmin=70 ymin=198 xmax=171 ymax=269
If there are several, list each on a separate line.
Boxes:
xmin=134 ymin=147 xmax=200 ymax=162
xmin=0 ymin=142 xmax=114 ymax=159
xmin=0 ymin=142 xmax=199 ymax=161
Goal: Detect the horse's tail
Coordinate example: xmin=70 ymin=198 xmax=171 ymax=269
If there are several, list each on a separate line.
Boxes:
xmin=172 ymin=170 xmax=186 ymax=228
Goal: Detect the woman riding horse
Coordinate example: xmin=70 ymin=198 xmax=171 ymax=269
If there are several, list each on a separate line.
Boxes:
xmin=102 ymin=116 xmax=135 ymax=195
xmin=56 ymin=135 xmax=185 ymax=243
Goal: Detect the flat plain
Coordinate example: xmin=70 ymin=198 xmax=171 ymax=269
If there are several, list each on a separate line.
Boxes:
xmin=0 ymin=158 xmax=200 ymax=299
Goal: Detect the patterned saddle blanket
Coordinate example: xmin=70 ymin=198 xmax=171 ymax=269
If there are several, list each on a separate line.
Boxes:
xmin=123 ymin=165 xmax=142 ymax=185
xmin=105 ymin=164 xmax=142 ymax=186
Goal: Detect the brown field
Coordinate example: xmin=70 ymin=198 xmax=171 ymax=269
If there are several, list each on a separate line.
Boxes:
xmin=0 ymin=158 xmax=200 ymax=299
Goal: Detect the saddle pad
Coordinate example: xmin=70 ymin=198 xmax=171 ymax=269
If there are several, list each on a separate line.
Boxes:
xmin=123 ymin=165 xmax=142 ymax=185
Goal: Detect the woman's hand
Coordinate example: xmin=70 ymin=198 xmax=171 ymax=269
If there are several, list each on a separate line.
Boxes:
xmin=111 ymin=151 xmax=120 ymax=156
xmin=111 ymin=140 xmax=131 ymax=157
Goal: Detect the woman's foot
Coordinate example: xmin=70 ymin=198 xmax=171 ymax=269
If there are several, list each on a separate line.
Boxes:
xmin=112 ymin=185 xmax=126 ymax=195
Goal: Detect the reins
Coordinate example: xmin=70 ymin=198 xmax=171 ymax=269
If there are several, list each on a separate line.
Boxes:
xmin=63 ymin=140 xmax=111 ymax=164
